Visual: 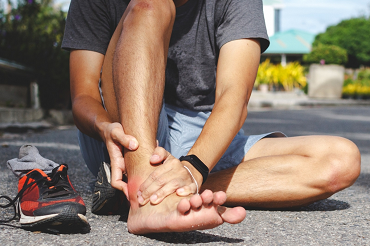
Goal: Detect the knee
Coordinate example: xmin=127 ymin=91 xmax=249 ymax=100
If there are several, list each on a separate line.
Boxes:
xmin=125 ymin=0 xmax=176 ymax=29
xmin=324 ymin=137 xmax=361 ymax=194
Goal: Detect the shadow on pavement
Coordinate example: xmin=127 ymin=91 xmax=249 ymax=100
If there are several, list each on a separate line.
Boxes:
xmin=298 ymin=199 xmax=350 ymax=211
xmin=245 ymin=198 xmax=350 ymax=212
xmin=0 ymin=222 xmax=91 ymax=235
xmin=144 ymin=230 xmax=244 ymax=244
xmin=118 ymin=214 xmax=244 ymax=244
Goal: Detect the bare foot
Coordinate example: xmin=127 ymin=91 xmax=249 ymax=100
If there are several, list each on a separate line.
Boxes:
xmin=127 ymin=185 xmax=246 ymax=234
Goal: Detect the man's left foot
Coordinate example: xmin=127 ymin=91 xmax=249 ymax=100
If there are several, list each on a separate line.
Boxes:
xmin=92 ymin=162 xmax=129 ymax=215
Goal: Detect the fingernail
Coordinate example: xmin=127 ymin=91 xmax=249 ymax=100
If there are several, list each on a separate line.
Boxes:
xmin=150 ymin=154 xmax=160 ymax=162
xmin=150 ymin=194 xmax=157 ymax=203
xmin=177 ymin=188 xmax=184 ymax=194
xmin=129 ymin=140 xmax=137 ymax=150
xmin=137 ymin=190 xmax=141 ymax=196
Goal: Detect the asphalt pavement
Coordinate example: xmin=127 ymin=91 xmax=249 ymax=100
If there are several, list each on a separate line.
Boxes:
xmin=1 ymin=105 xmax=370 ymax=245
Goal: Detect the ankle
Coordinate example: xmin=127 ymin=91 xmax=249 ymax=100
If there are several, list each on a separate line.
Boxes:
xmin=127 ymin=176 xmax=143 ymax=209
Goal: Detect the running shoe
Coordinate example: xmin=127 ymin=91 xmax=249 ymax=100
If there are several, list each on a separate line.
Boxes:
xmin=92 ymin=162 xmax=129 ymax=215
xmin=0 ymin=164 xmax=89 ymax=233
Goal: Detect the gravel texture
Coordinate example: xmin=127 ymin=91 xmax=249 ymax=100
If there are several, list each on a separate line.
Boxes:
xmin=1 ymin=106 xmax=370 ymax=245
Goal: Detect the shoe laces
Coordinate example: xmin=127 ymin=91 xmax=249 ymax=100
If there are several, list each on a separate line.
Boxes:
xmin=0 ymin=165 xmax=74 ymax=223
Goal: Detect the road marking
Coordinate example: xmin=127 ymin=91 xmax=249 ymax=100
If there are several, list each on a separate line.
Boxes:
xmin=0 ymin=141 xmax=80 ymax=150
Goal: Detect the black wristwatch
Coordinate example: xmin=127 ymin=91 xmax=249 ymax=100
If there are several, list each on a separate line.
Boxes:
xmin=179 ymin=155 xmax=209 ymax=184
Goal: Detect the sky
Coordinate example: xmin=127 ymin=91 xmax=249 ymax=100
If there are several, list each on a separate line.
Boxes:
xmin=3 ymin=0 xmax=369 ymax=35
xmin=280 ymin=0 xmax=370 ymax=34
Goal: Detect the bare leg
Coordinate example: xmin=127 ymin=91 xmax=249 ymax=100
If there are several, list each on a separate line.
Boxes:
xmin=202 ymin=135 xmax=361 ymax=208
xmin=101 ymin=0 xmax=245 ymax=234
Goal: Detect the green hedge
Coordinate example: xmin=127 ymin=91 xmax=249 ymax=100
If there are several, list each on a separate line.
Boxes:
xmin=0 ymin=0 xmax=70 ymax=109
xmin=303 ymin=43 xmax=348 ymax=65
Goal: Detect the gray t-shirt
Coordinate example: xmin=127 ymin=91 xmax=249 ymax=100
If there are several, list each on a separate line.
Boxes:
xmin=62 ymin=0 xmax=269 ymax=111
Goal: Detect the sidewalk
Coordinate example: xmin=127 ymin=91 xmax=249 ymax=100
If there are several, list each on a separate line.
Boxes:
xmin=248 ymin=90 xmax=370 ymax=111
xmin=0 ymin=107 xmax=73 ymax=132
xmin=0 ymin=91 xmax=369 ymax=127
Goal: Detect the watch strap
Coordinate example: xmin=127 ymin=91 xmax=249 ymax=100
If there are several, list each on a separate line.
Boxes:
xmin=179 ymin=155 xmax=209 ymax=184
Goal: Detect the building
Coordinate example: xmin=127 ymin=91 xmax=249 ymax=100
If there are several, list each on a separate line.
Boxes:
xmin=262 ymin=0 xmax=315 ymax=65
xmin=263 ymin=0 xmax=283 ymax=37
xmin=264 ymin=29 xmax=315 ymax=65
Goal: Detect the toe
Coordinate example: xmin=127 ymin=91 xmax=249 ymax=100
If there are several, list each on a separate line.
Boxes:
xmin=189 ymin=194 xmax=202 ymax=209
xmin=213 ymin=191 xmax=227 ymax=206
xmin=219 ymin=206 xmax=246 ymax=224
xmin=200 ymin=189 xmax=213 ymax=205
xmin=177 ymin=198 xmax=191 ymax=214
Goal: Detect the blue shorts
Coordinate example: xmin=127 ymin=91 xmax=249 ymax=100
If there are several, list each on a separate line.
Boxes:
xmin=78 ymin=102 xmax=285 ymax=177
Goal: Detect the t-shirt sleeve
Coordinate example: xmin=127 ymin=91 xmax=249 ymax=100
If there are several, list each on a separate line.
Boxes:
xmin=62 ymin=0 xmax=112 ymax=55
xmin=215 ymin=0 xmax=270 ymax=53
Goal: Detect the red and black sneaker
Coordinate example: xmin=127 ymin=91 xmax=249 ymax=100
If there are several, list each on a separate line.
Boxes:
xmin=0 ymin=164 xmax=89 ymax=233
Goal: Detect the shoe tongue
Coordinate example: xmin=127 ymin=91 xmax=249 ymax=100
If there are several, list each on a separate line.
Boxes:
xmin=50 ymin=164 xmax=67 ymax=176
xmin=48 ymin=165 xmax=63 ymax=181
xmin=43 ymin=164 xmax=74 ymax=198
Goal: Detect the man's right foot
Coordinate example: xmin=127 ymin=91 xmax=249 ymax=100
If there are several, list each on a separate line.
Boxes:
xmin=92 ymin=162 xmax=129 ymax=215
xmin=127 ymin=179 xmax=246 ymax=234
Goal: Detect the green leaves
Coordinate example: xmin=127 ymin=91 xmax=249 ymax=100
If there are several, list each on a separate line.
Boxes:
xmin=311 ymin=17 xmax=370 ymax=68
xmin=256 ymin=59 xmax=307 ymax=91
xmin=303 ymin=43 xmax=348 ymax=65
xmin=0 ymin=0 xmax=70 ymax=109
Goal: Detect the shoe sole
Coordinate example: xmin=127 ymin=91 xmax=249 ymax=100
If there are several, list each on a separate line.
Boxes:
xmin=19 ymin=202 xmax=90 ymax=233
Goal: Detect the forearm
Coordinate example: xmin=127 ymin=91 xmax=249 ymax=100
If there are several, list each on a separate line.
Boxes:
xmin=183 ymin=39 xmax=260 ymax=184
xmin=72 ymin=94 xmax=112 ymax=142
xmin=187 ymin=89 xmax=249 ymax=172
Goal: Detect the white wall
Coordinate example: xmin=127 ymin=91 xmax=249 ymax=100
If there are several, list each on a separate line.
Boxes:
xmin=263 ymin=5 xmax=276 ymax=37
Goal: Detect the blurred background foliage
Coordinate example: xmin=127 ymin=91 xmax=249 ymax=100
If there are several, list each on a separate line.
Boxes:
xmin=303 ymin=43 xmax=348 ymax=65
xmin=0 ymin=0 xmax=70 ymax=109
xmin=0 ymin=1 xmax=369 ymax=107
xmin=255 ymin=59 xmax=307 ymax=91
xmin=342 ymin=68 xmax=370 ymax=99
xmin=269 ymin=16 xmax=370 ymax=98
xmin=312 ymin=17 xmax=370 ymax=68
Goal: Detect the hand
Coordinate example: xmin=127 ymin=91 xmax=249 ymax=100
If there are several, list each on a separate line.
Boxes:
xmin=137 ymin=147 xmax=199 ymax=205
xmin=103 ymin=122 xmax=138 ymax=197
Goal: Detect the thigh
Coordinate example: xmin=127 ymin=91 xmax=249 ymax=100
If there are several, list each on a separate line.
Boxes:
xmin=243 ymin=135 xmax=356 ymax=162
xmin=212 ymin=131 xmax=284 ymax=172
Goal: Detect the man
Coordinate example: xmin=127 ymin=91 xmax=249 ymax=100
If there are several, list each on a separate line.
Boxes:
xmin=62 ymin=0 xmax=361 ymax=234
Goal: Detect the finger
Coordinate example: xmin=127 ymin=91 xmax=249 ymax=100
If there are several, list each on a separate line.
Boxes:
xmin=121 ymin=182 xmax=129 ymax=199
xmin=138 ymin=170 xmax=171 ymax=204
xmin=150 ymin=179 xmax=185 ymax=205
xmin=113 ymin=132 xmax=138 ymax=151
xmin=108 ymin=145 xmax=127 ymax=191
xmin=176 ymin=183 xmax=197 ymax=196
xmin=111 ymin=165 xmax=127 ymax=191
xmin=150 ymin=146 xmax=171 ymax=165
xmin=109 ymin=123 xmax=138 ymax=151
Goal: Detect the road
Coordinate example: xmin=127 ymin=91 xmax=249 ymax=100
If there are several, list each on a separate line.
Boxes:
xmin=1 ymin=106 xmax=370 ymax=245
